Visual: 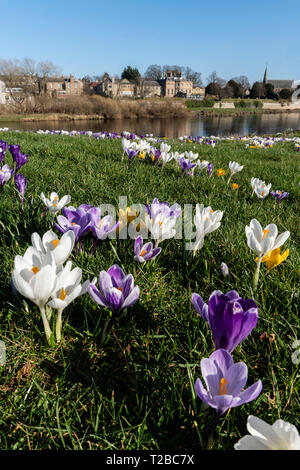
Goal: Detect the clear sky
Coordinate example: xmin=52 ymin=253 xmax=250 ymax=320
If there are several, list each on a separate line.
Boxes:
xmin=1 ymin=0 xmax=299 ymax=84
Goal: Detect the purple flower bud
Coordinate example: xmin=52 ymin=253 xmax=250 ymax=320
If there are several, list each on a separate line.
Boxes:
xmin=14 ymin=173 xmax=27 ymax=207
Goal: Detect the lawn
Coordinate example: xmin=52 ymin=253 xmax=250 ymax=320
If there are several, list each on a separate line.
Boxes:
xmin=0 ymin=130 xmax=299 ymax=450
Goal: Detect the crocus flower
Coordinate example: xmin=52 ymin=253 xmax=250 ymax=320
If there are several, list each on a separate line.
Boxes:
xmin=221 ymin=262 xmax=229 ymax=276
xmin=258 ymin=247 xmax=289 ymax=271
xmin=207 ymin=163 xmax=214 ymax=177
xmin=189 ymin=204 xmax=223 ymax=252
xmin=245 ymin=219 xmax=290 ymax=290
xmin=47 ymin=260 xmax=93 ymax=343
xmin=88 ymin=265 xmax=140 ymax=344
xmin=217 ymin=168 xmax=226 ymax=177
xmin=0 ymin=164 xmax=13 ymax=187
xmin=14 ymin=173 xmax=27 ymax=207
xmin=125 ymin=148 xmax=138 ymax=160
xmin=228 ymin=161 xmax=243 ymax=181
xmin=197 ymin=160 xmax=210 ymax=172
xmin=270 ymin=190 xmax=289 ymax=204
xmin=0 ymin=140 xmax=7 ymax=163
xmin=31 ymin=230 xmax=75 ymax=266
xmin=117 ymin=206 xmax=140 ymax=236
xmin=191 ymin=290 xmax=259 ymax=352
xmin=254 ymin=182 xmax=272 ymax=199
xmin=11 ymin=249 xmax=57 ymax=344
xmin=55 ymin=205 xmax=94 ymax=250
xmin=179 ymin=157 xmax=196 ymax=176
xmin=40 ymin=192 xmax=71 ymax=214
xmin=160 ymin=142 xmax=171 ymax=153
xmin=134 ymin=236 xmax=161 ymax=262
xmin=234 ymin=415 xmax=300 ymax=450
xmin=232 ymin=183 xmax=239 ymax=190
xmin=160 ymin=152 xmax=173 ymax=166
xmin=195 ymin=349 xmax=262 ymax=417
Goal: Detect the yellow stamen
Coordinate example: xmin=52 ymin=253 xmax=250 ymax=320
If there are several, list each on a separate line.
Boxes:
xmin=31 ymin=266 xmax=40 ymax=275
xmin=71 ymin=222 xmax=76 ymax=225
xmin=140 ymin=249 xmax=147 ymax=257
xmin=262 ymin=229 xmax=270 ymax=239
xmin=53 ymin=196 xmax=59 ymax=208
xmin=59 ymin=288 xmax=68 ymax=300
xmin=159 ymin=221 xmax=163 ymax=227
xmin=219 ymin=377 xmax=229 ymax=395
xmin=52 ymin=239 xmax=59 ymax=248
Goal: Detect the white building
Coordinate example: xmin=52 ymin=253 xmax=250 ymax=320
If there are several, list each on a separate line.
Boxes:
xmin=0 ymin=80 xmax=6 ymax=104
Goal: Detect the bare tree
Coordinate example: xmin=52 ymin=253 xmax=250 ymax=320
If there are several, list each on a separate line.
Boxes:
xmin=232 ymin=75 xmax=251 ymax=91
xmin=184 ymin=67 xmax=203 ymax=85
xmin=144 ymin=65 xmax=163 ymax=81
xmin=206 ymin=71 xmax=226 ymax=87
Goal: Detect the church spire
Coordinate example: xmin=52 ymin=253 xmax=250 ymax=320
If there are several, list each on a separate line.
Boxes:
xmin=263 ymin=65 xmax=268 ymax=84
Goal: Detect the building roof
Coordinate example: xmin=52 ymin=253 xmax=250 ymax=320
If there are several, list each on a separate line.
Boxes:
xmin=143 ymin=80 xmax=160 ymax=87
xmin=266 ymin=80 xmax=294 ymax=89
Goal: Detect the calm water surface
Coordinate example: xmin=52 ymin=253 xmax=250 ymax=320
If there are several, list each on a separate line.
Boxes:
xmin=2 ymin=113 xmax=300 ymax=137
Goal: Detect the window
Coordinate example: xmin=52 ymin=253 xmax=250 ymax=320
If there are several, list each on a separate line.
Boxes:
xmin=68 ymin=83 xmax=70 ymax=88
xmin=57 ymin=84 xmax=61 ymax=89
xmin=75 ymin=81 xmax=78 ymax=88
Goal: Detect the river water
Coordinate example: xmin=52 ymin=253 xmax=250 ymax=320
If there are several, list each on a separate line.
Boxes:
xmin=2 ymin=112 xmax=300 ymax=137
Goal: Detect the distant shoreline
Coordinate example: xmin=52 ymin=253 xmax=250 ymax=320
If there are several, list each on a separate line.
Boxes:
xmin=1 ymin=107 xmax=300 ymax=123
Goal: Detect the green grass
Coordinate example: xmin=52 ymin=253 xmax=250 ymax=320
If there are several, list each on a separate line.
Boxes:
xmin=0 ymin=130 xmax=299 ymax=450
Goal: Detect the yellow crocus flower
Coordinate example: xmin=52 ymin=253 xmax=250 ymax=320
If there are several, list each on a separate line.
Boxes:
xmin=217 ymin=168 xmax=226 ymax=177
xmin=255 ymin=247 xmax=289 ymax=271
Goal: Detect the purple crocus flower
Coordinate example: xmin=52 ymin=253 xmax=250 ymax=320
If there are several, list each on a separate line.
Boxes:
xmin=9 ymin=144 xmax=28 ymax=172
xmin=14 ymin=173 xmax=27 ymax=207
xmin=125 ymin=148 xmax=138 ymax=160
xmin=88 ymin=264 xmax=140 ymax=315
xmin=207 ymin=163 xmax=214 ymax=177
xmin=55 ymin=204 xmax=95 ymax=253
xmin=134 ymin=236 xmax=161 ymax=262
xmin=195 ymin=349 xmax=262 ymax=417
xmin=0 ymin=140 xmax=7 ymax=163
xmin=270 ymin=190 xmax=289 ymax=204
xmin=0 ymin=164 xmax=14 ymax=187
xmin=146 ymin=198 xmax=181 ymax=219
xmin=191 ymin=290 xmax=259 ymax=352
xmin=179 ymin=157 xmax=196 ymax=176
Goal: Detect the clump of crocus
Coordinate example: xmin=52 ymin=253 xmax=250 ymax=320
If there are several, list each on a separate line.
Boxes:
xmin=245 ymin=219 xmax=290 ymax=290
xmin=88 ymin=264 xmax=140 ymax=344
xmin=270 ymin=190 xmax=289 ymax=204
xmin=134 ymin=236 xmax=161 ymax=263
xmin=9 ymin=144 xmax=28 ymax=172
xmin=180 ymin=157 xmax=196 ymax=177
xmin=14 ymin=173 xmax=27 ymax=207
xmin=191 ymin=289 xmax=259 ymax=352
xmin=11 ymin=229 xmax=92 ymax=345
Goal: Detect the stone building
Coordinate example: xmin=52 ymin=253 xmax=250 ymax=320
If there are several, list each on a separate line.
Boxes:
xmin=42 ymin=75 xmax=83 ymax=96
xmin=263 ymin=66 xmax=299 ymax=93
xmin=158 ymin=70 xmax=193 ymax=97
xmin=0 ymin=80 xmax=6 ymax=104
xmin=97 ymin=77 xmax=135 ymax=98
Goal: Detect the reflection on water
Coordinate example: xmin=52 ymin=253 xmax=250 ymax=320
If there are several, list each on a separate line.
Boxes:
xmin=2 ymin=112 xmax=300 ymax=137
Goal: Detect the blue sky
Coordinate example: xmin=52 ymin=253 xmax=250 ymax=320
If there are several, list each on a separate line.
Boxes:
xmin=1 ymin=0 xmax=299 ymax=84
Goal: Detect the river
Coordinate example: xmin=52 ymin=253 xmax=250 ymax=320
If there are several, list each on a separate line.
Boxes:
xmin=1 ymin=112 xmax=300 ymax=137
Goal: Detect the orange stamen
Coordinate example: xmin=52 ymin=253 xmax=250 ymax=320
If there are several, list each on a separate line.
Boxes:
xmin=31 ymin=266 xmax=40 ymax=274
xmin=52 ymin=239 xmax=59 ymax=248
xmin=219 ymin=377 xmax=229 ymax=395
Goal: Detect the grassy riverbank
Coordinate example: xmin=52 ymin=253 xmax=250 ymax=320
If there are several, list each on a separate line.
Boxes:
xmin=0 ymin=130 xmax=299 ymax=450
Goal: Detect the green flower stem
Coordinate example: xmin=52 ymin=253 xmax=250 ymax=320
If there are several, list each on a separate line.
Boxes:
xmin=56 ymin=309 xmax=64 ymax=343
xmin=40 ymin=306 xmax=53 ymax=346
xmin=207 ymin=414 xmax=221 ymax=450
xmin=100 ymin=314 xmax=116 ymax=346
xmin=253 ymin=256 xmax=262 ymax=292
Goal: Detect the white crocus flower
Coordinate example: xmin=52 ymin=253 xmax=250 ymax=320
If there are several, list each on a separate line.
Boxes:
xmin=189 ymin=204 xmax=223 ymax=252
xmin=40 ymin=192 xmax=71 ymax=214
xmin=160 ymin=142 xmax=171 ymax=153
xmin=197 ymin=160 xmax=210 ymax=171
xmin=245 ymin=219 xmax=290 ymax=290
xmin=254 ymin=182 xmax=272 ymax=199
xmin=47 ymin=261 xmax=95 ymax=343
xmin=184 ymin=151 xmax=198 ymax=161
xmin=144 ymin=213 xmax=178 ymax=247
xmin=228 ymin=161 xmax=243 ymax=184
xmin=11 ymin=248 xmax=57 ymax=344
xmin=229 ymin=161 xmax=244 ymax=175
xmin=234 ymin=415 xmax=300 ymax=450
xmin=160 ymin=152 xmax=174 ymax=166
xmin=31 ymin=230 xmax=75 ymax=266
